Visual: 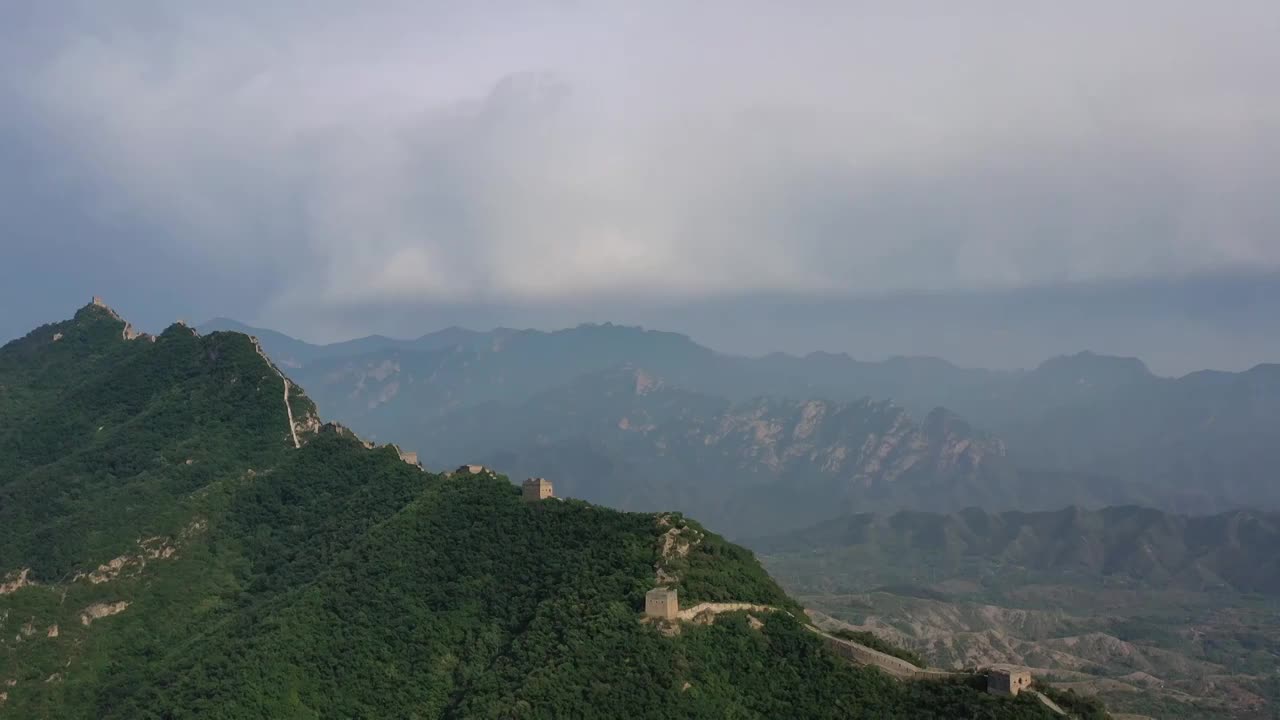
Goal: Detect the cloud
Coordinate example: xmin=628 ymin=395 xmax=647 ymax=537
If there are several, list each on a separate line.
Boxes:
xmin=3 ymin=1 xmax=1280 ymax=331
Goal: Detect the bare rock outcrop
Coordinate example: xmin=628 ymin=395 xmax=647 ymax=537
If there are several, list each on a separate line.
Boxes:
xmin=653 ymin=514 xmax=703 ymax=586
xmin=80 ymin=601 xmax=130 ymax=626
xmin=0 ymin=569 xmax=35 ymax=596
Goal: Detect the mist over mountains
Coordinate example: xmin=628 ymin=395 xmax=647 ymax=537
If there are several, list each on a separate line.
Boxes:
xmin=8 ymin=2 xmax=1280 ymax=716
xmin=755 ymin=504 xmax=1280 ymax=596
xmin=200 ymin=318 xmax=1280 ymax=536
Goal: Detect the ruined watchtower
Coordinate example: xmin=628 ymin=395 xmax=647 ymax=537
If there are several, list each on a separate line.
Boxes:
xmin=522 ymin=477 xmax=553 ymax=502
xmin=644 ymin=587 xmax=678 ymax=620
xmin=988 ymin=669 xmax=1032 ymax=696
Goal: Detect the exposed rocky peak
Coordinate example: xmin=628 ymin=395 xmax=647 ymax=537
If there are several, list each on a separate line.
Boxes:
xmin=721 ymin=397 xmax=998 ymax=476
xmin=919 ymin=407 xmax=1006 ymax=474
xmin=696 ymin=396 xmax=1005 ymax=497
xmin=791 ymin=399 xmax=829 ymax=441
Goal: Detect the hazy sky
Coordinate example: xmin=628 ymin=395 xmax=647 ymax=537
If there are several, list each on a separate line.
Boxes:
xmin=3 ymin=2 xmax=1279 ymax=372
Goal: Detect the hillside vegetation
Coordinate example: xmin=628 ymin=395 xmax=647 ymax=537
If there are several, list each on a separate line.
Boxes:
xmin=0 ymin=304 xmax=317 ymax=580
xmin=0 ymin=302 xmax=1071 ymax=718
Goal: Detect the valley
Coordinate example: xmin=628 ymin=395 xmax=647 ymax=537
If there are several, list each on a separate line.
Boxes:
xmin=755 ymin=507 xmax=1280 ymax=719
xmin=789 ymin=586 xmax=1279 ymax=719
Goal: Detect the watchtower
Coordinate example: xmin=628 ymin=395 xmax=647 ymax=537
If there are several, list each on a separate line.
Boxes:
xmin=988 ymin=669 xmax=1032 ymax=696
xmin=522 ymin=477 xmax=553 ymax=502
xmin=92 ymin=296 xmax=106 ymax=307
xmin=644 ymin=587 xmax=678 ymax=620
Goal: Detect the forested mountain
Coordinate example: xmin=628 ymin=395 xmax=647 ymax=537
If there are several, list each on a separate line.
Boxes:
xmin=753 ymin=505 xmax=1280 ymax=595
xmin=1 ymin=302 xmax=1067 ymax=718
xmin=1 ymin=303 xmax=321 ymax=580
xmin=198 ymin=319 xmax=1280 ymax=530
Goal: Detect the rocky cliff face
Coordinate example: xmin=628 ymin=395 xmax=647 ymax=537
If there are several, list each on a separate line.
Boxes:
xmin=414 ymin=367 xmax=1012 ymax=536
xmin=701 ymin=397 xmax=1003 ymax=493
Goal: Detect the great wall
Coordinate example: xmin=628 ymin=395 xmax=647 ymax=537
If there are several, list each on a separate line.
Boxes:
xmin=91 ymin=296 xmax=150 ymax=342
xmin=640 ymin=520 xmax=1066 ymax=715
xmin=808 ymin=626 xmax=954 ymax=680
xmin=251 ymin=337 xmax=301 ymax=449
xmin=640 ymin=587 xmax=1064 ymax=712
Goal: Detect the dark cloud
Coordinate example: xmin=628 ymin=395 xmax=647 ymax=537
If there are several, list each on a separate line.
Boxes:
xmin=2 ymin=2 xmax=1278 ymax=370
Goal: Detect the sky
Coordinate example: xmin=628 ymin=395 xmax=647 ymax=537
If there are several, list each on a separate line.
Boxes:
xmin=3 ymin=2 xmax=1279 ymax=373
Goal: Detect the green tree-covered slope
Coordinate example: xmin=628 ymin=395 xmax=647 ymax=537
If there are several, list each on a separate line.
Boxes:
xmin=0 ymin=302 xmax=318 ymax=580
xmin=1 ymin=302 xmax=1075 ymax=718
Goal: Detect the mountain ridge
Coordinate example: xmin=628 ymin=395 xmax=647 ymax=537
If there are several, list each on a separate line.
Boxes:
xmin=198 ymin=318 xmax=1280 ymax=522
xmin=200 ymin=317 xmax=1279 ymax=381
xmin=406 ymin=365 xmax=1027 ymax=535
xmin=2 ymin=301 xmax=1069 ymax=718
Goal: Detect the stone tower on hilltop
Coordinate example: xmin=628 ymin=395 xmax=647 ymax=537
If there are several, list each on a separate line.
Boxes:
xmin=988 ymin=669 xmax=1032 ymax=696
xmin=522 ymin=477 xmax=553 ymax=502
xmin=645 ymin=587 xmax=678 ymax=620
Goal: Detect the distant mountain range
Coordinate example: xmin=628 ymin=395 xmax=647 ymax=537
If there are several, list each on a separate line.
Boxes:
xmin=199 ymin=318 xmax=1280 ymax=533
xmin=970 ymin=354 xmax=1280 ymax=515
xmin=199 ymin=317 xmax=1002 ymax=413
xmin=753 ymin=505 xmax=1280 ymax=596
xmin=413 ymin=367 xmax=1017 ymax=535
